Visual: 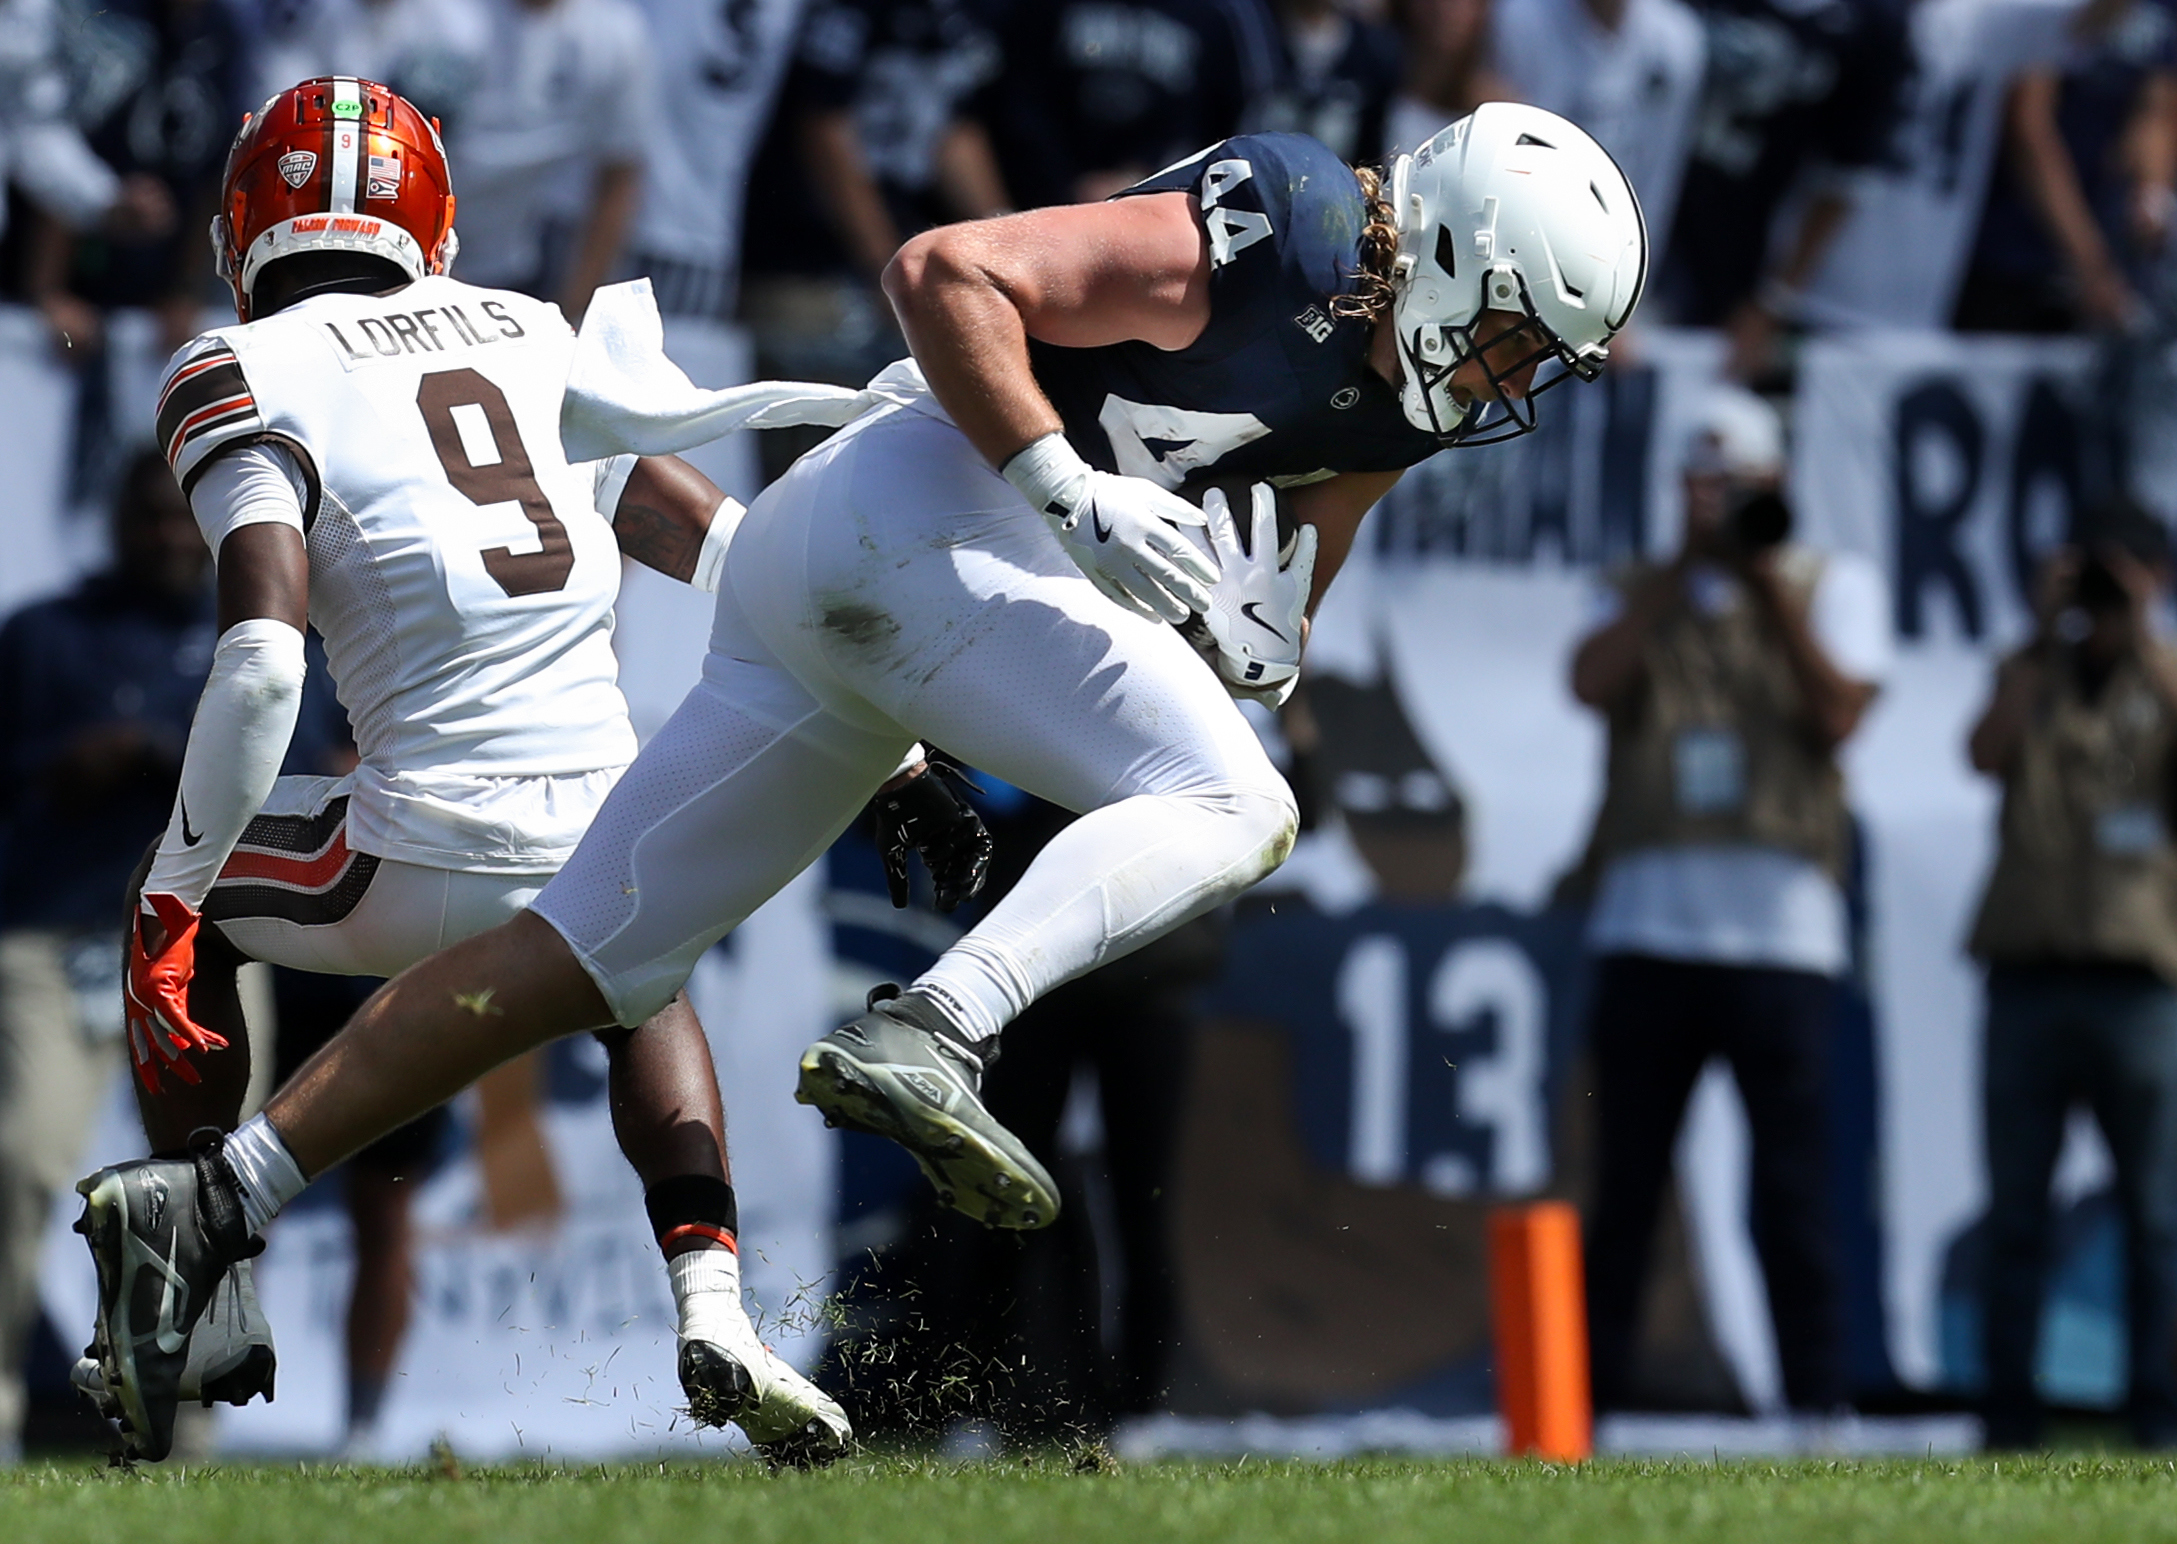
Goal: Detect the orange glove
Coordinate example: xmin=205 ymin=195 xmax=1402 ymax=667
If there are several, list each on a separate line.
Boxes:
xmin=124 ymin=892 xmax=227 ymax=1093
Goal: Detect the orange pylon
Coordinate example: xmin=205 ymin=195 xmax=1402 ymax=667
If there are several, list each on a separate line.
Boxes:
xmin=1489 ymin=1201 xmax=1593 ymax=1460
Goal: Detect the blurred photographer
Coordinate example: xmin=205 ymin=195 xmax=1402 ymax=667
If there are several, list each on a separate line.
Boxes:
xmin=1568 ymin=385 xmax=1891 ymax=1416
xmin=1967 ymin=497 xmax=2177 ymax=1449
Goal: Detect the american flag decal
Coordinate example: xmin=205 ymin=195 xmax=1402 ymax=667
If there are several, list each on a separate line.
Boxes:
xmin=155 ymin=343 xmax=261 ymax=482
xmin=366 ymin=151 xmax=400 ymax=200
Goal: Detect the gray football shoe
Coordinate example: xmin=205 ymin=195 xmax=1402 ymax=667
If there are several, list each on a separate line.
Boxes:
xmin=74 ymin=1256 xmax=276 ymax=1415
xmin=73 ymin=1133 xmax=261 ymax=1460
xmin=795 ymin=985 xmax=1058 ymax=1229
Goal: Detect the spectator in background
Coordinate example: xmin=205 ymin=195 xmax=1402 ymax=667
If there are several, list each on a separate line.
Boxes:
xmin=989 ymin=0 xmax=1268 ymax=208
xmin=625 ymin=0 xmax=809 ymax=322
xmin=1567 ymin=387 xmax=1891 ymax=1418
xmin=1245 ymin=0 xmax=1404 ymax=166
xmin=253 ymin=0 xmax=491 ymax=132
xmin=0 ymin=0 xmax=177 ymax=348
xmin=0 ymin=450 xmax=212 ymax=1463
xmin=449 ymin=0 xmax=654 ymax=321
xmin=1383 ymin=0 xmax=1511 ymax=158
xmin=1965 ymin=499 xmax=2177 ymax=1450
xmin=1658 ymin=0 xmax=1905 ymax=378
xmin=1958 ymin=0 xmax=2177 ymax=333
xmin=1800 ymin=0 xmax=2135 ymax=335
xmin=779 ymin=0 xmax=1008 ymax=283
xmin=1492 ymin=0 xmax=1705 ymax=268
xmin=24 ymin=0 xmax=251 ymax=356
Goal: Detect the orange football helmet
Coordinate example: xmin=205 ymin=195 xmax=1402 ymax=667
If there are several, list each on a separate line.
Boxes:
xmin=211 ymin=77 xmax=458 ymax=321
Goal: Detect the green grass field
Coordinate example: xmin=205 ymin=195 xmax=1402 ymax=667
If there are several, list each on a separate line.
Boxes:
xmin=10 ymin=1454 xmax=2177 ymax=1543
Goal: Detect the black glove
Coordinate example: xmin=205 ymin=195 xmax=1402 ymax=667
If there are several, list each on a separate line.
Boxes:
xmin=872 ymin=759 xmax=992 ymax=913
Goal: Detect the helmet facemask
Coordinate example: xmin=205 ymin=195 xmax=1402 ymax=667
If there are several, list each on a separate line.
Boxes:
xmin=1396 ymin=268 xmax=1601 ymax=447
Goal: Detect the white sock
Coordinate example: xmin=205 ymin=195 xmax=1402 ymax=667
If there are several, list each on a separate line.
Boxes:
xmin=223 ymin=1114 xmax=309 ymax=1235
xmin=667 ymin=1246 xmax=747 ymax=1346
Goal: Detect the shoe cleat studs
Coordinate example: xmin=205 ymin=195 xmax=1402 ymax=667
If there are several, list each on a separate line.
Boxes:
xmin=1021 ymin=1210 xmax=1040 ymax=1227
xmin=992 ymin=1173 xmax=1012 ymax=1190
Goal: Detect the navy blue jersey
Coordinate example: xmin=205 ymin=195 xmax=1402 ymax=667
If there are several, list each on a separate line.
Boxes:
xmin=1027 ymin=132 xmax=1439 ymax=490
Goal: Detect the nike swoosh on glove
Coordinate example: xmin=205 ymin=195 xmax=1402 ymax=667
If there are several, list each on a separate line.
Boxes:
xmin=871 ymin=759 xmax=993 ymax=913
xmin=125 ymin=892 xmax=228 ymax=1094
xmin=1198 ymin=482 xmax=1316 ymax=709
xmin=1002 ymin=433 xmax=1216 ymax=624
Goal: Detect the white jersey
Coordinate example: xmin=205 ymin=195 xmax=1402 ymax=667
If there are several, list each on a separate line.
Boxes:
xmin=450 ymin=0 xmax=656 ymax=288
xmin=629 ymin=0 xmax=805 ymax=302
xmin=1493 ymin=0 xmax=1708 ymax=264
xmin=1798 ymin=0 xmax=2084 ymax=330
xmin=157 ymin=275 xmax=639 ymax=872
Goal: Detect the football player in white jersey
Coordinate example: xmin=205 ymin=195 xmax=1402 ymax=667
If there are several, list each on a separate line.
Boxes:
xmin=78 ymin=103 xmax=1649 ymax=1455
xmin=71 ymin=77 xmax=991 ymax=1463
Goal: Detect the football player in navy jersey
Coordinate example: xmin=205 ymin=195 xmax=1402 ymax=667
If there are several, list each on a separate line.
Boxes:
xmin=79 ymin=104 xmax=1646 ymax=1445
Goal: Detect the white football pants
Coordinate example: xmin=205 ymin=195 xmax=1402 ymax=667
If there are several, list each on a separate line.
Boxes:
xmin=533 ymin=402 xmax=1298 ymax=1032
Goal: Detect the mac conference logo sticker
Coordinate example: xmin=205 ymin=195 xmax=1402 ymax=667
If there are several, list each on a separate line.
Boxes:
xmin=278 ymin=151 xmax=317 ymax=188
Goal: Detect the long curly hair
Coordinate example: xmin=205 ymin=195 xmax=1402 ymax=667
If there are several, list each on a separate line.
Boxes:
xmin=1333 ymin=163 xmax=1402 ymax=322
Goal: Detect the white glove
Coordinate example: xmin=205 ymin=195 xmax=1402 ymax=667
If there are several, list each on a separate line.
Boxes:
xmin=1002 ymin=433 xmax=1216 ymax=624
xmin=1199 ymin=482 xmax=1316 ymax=710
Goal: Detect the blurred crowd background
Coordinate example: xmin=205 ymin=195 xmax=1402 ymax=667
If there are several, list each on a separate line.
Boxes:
xmin=6 ymin=0 xmax=2177 ymax=1468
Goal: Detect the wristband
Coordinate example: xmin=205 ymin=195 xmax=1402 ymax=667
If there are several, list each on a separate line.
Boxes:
xmin=593 ymin=453 xmax=638 ymax=520
xmin=1000 ymin=432 xmax=1089 ymax=525
xmin=691 ymin=494 xmax=745 ymax=593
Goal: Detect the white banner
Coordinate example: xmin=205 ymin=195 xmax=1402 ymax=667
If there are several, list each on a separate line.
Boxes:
xmin=1794 ymin=330 xmax=2111 ymax=1389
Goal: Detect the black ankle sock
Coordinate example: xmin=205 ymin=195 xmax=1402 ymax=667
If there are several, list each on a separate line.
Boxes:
xmin=644 ymin=1175 xmax=737 ymax=1254
xmin=895 ymin=987 xmax=997 ymax=1069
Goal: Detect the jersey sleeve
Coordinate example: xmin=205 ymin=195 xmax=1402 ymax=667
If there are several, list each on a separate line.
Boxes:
xmin=187 ymin=441 xmax=309 ymax=557
xmin=155 ymin=336 xmax=269 ymax=493
xmin=1125 ymin=133 xmax=1365 ymax=310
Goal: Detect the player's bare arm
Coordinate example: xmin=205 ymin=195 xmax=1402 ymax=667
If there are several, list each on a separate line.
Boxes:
xmin=886 ymin=196 xmax=1230 ymax=624
xmin=1288 ymin=469 xmax=1406 ymax=616
xmin=216 ymin=519 xmax=309 ymax=631
xmin=885 ymin=193 xmax=1212 ymax=466
xmin=607 ymin=454 xmax=730 ymax=586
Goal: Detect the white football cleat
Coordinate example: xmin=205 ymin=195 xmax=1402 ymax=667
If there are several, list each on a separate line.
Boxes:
xmin=677 ymin=1298 xmax=851 ymax=1466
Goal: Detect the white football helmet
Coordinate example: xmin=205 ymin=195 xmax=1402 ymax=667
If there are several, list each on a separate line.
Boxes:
xmin=1387 ymin=103 xmax=1648 ymax=445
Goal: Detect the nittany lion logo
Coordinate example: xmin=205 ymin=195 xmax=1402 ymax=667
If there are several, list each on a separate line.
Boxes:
xmin=278 ymin=151 xmax=317 ymax=189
